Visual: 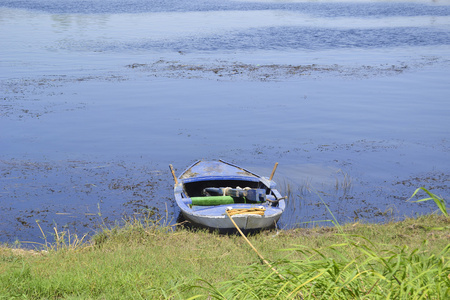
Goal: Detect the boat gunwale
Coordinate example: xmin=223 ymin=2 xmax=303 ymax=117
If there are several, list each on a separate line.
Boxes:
xmin=178 ymin=159 xmax=262 ymax=182
xmin=180 ymin=175 xmax=261 ymax=184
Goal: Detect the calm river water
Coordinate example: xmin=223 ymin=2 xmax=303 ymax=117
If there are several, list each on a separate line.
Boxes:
xmin=1 ymin=0 xmax=450 ymax=245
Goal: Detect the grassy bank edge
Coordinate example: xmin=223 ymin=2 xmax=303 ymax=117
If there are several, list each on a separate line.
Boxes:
xmin=1 ymin=212 xmax=449 ymax=299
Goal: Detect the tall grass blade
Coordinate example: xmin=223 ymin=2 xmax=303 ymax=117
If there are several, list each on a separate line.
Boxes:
xmin=409 ymin=187 xmax=448 ymax=217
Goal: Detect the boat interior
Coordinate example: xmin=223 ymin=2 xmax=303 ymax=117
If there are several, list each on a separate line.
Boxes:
xmin=183 ymin=179 xmax=268 ymax=198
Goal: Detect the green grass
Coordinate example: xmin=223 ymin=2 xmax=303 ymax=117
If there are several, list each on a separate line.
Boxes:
xmin=1 ymin=215 xmax=449 ymax=299
xmin=1 ymin=188 xmax=449 ymax=299
xmin=410 ymin=187 xmax=448 ymax=217
xmin=193 ymin=233 xmax=450 ymax=299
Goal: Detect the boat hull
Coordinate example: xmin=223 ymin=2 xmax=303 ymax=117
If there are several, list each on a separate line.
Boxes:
xmin=173 ymin=160 xmax=286 ymax=230
xmin=179 ymin=204 xmax=283 ymax=230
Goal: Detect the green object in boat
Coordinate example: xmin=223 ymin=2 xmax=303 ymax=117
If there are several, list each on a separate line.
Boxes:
xmin=190 ymin=196 xmax=235 ymax=206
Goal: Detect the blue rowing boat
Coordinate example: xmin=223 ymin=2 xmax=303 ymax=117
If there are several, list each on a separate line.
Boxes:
xmin=170 ymin=160 xmax=286 ymax=230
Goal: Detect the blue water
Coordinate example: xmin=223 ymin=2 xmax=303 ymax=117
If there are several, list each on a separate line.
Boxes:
xmin=1 ymin=0 xmax=450 ymax=245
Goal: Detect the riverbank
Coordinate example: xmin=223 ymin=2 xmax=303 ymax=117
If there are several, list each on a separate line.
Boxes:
xmin=1 ymin=214 xmax=449 ymax=299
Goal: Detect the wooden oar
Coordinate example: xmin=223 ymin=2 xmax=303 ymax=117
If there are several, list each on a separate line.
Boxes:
xmin=269 ymin=162 xmax=278 ymax=181
xmin=169 ymin=164 xmax=178 ymax=184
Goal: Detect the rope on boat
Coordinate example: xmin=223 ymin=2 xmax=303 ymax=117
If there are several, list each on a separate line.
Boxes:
xmin=225 ymin=209 xmax=283 ymax=280
xmin=266 ymin=196 xmax=287 ymax=203
xmin=226 ymin=207 xmax=266 ymax=216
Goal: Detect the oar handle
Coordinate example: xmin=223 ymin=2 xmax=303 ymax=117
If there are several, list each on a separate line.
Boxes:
xmin=269 ymin=162 xmax=278 ymax=181
xmin=169 ymin=164 xmax=178 ymax=185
